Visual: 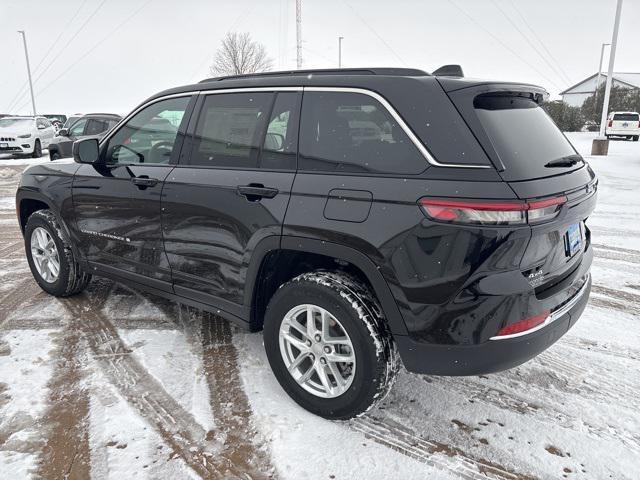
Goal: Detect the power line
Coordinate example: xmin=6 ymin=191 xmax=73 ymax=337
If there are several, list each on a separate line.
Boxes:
xmin=5 ymin=0 xmax=90 ymax=112
xmin=14 ymin=0 xmax=152 ymax=113
xmin=507 ymin=0 xmax=573 ymax=85
xmin=490 ymin=0 xmax=569 ymax=87
xmin=341 ymin=0 xmax=407 ymax=66
xmin=445 ymin=0 xmax=563 ymax=91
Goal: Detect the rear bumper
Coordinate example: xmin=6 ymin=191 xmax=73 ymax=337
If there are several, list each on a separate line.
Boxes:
xmin=606 ymin=129 xmax=639 ymax=136
xmin=396 ymin=275 xmax=590 ymax=375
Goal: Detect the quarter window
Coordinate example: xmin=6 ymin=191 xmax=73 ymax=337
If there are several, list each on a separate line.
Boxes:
xmin=299 ymin=91 xmax=427 ymax=174
xmin=104 ymin=96 xmax=190 ymax=166
xmin=189 ymin=92 xmax=272 ymax=168
xmin=260 ymin=92 xmax=300 ymax=170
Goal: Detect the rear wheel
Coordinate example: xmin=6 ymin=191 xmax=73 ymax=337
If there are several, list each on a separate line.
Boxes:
xmin=263 ymin=271 xmax=399 ymax=419
xmin=49 ymin=150 xmax=60 ymax=161
xmin=25 ymin=209 xmax=91 ymax=296
xmin=633 ymin=136 xmax=639 ymax=142
xmin=31 ymin=139 xmax=42 ymax=158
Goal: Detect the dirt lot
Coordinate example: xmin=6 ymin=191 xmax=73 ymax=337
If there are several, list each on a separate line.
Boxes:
xmin=1 ymin=133 xmax=639 ymax=479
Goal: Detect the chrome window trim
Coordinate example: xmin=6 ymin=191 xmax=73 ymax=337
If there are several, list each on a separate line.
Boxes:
xmin=489 ymin=273 xmax=591 ymax=341
xmin=303 ymin=86 xmax=491 ymax=169
xmin=101 ymin=85 xmax=490 ymax=169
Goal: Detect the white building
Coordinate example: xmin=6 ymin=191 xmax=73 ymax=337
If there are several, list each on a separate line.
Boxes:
xmin=560 ymin=72 xmax=640 ymax=107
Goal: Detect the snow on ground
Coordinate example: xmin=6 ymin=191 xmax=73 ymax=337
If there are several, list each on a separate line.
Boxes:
xmin=0 ymin=133 xmax=638 ymax=479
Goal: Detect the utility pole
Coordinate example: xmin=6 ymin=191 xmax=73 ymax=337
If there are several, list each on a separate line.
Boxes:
xmin=17 ymin=30 xmax=36 ymax=116
xmin=593 ymin=43 xmax=610 ymax=106
xmin=592 ymin=0 xmax=623 ymax=155
xmin=296 ymin=0 xmax=302 ymax=69
xmin=338 ymin=36 xmax=344 ymax=68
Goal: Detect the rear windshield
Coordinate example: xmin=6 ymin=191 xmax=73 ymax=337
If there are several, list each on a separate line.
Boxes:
xmin=474 ymin=95 xmax=580 ymax=181
xmin=613 ymin=113 xmax=639 ymax=121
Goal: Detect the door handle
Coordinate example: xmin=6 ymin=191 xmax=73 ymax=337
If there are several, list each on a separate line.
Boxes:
xmin=237 ymin=184 xmax=279 ymax=201
xmin=131 ymin=176 xmax=159 ymax=189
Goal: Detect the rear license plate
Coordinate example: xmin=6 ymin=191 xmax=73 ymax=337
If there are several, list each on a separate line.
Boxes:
xmin=0 ymin=143 xmax=7 ymax=148
xmin=566 ymin=223 xmax=582 ymax=257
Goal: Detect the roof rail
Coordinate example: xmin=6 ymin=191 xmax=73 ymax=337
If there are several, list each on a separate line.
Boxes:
xmin=199 ymin=67 xmax=429 ymax=83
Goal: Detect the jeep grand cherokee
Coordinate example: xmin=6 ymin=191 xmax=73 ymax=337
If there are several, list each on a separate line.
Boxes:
xmin=16 ymin=67 xmax=596 ymax=419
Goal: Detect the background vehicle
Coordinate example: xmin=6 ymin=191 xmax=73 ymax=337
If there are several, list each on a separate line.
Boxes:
xmin=16 ymin=68 xmax=595 ymax=419
xmin=0 ymin=115 xmax=55 ymax=157
xmin=605 ymin=111 xmax=640 ymax=141
xmin=61 ymin=114 xmax=83 ymax=131
xmin=48 ymin=113 xmax=121 ymax=160
xmin=43 ymin=114 xmax=67 ymax=132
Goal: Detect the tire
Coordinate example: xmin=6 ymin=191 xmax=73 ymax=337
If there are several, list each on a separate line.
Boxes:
xmin=263 ymin=271 xmax=399 ymax=419
xmin=24 ymin=209 xmax=91 ymax=297
xmin=49 ymin=150 xmax=60 ymax=161
xmin=32 ymin=139 xmax=42 ymax=158
xmin=634 ymin=136 xmax=639 ymax=142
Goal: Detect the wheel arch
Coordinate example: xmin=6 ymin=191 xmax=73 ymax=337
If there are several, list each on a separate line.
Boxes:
xmin=245 ymin=236 xmax=408 ymax=336
xmin=17 ymin=191 xmax=73 ymax=244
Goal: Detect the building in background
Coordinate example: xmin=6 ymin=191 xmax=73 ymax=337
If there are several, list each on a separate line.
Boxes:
xmin=561 ymin=72 xmax=640 ymax=107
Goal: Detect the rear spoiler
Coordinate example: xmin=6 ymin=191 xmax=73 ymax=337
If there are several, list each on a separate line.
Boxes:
xmin=432 ymin=65 xmax=464 ymax=77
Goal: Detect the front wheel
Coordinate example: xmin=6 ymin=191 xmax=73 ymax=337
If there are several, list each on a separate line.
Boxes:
xmin=263 ymin=271 xmax=399 ymax=419
xmin=25 ymin=209 xmax=91 ymax=296
xmin=633 ymin=136 xmax=639 ymax=142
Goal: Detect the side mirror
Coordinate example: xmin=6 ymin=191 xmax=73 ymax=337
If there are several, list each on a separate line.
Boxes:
xmin=58 ymin=128 xmax=69 ymax=137
xmin=73 ymin=138 xmax=100 ymax=164
xmin=264 ymin=132 xmax=285 ymax=151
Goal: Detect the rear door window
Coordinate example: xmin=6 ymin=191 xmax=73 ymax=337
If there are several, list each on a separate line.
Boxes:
xmin=474 ymin=94 xmax=580 ymax=181
xmin=299 ymin=91 xmax=427 ymax=174
xmin=85 ymin=118 xmax=109 ymax=135
xmin=189 ymin=92 xmax=272 ymax=168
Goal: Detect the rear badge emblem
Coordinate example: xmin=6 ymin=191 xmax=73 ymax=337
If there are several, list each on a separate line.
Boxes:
xmin=527 ymin=270 xmax=545 ymax=288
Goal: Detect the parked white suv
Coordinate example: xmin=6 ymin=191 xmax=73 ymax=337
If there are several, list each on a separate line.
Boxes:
xmin=605 ymin=111 xmax=640 ymax=141
xmin=0 ymin=116 xmax=56 ymax=158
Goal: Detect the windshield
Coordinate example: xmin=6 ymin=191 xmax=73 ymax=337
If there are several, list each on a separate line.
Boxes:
xmin=474 ymin=95 xmax=580 ymax=181
xmin=0 ymin=118 xmax=33 ymax=128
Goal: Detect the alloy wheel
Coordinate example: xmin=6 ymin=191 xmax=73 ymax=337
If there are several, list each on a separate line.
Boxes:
xmin=279 ymin=304 xmax=356 ymax=398
xmin=30 ymin=227 xmax=60 ymax=283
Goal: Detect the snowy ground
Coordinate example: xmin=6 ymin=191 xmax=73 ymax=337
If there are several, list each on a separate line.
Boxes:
xmin=0 ymin=133 xmax=639 ymax=479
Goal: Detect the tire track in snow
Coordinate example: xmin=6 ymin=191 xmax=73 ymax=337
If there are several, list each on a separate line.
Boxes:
xmin=0 ymin=276 xmax=43 ymax=330
xmin=35 ymin=317 xmax=91 ymax=479
xmin=593 ymin=243 xmax=640 ymax=264
xmin=421 ymin=374 xmax=640 ymax=453
xmin=199 ymin=309 xmax=275 ymax=479
xmin=62 ymin=290 xmax=276 ymax=479
xmin=61 ymin=295 xmax=231 ymax=478
xmin=351 ymin=415 xmax=536 ymax=480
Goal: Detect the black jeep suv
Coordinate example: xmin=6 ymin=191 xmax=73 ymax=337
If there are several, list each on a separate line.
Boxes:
xmin=16 ymin=68 xmax=596 ymax=419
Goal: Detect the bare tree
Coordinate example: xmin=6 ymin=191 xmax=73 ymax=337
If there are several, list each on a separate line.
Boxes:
xmin=210 ymin=32 xmax=273 ymax=76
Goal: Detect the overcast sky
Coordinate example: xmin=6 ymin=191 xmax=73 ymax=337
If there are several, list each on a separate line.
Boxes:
xmin=1 ymin=0 xmax=638 ymax=116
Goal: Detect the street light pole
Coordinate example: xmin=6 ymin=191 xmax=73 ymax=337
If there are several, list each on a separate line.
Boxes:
xmin=338 ymin=36 xmax=344 ymax=68
xmin=295 ymin=0 xmax=302 ymax=69
xmin=593 ymin=43 xmax=610 ymax=106
xmin=592 ymin=0 xmax=624 ymax=155
xmin=17 ymin=30 xmax=36 ymax=116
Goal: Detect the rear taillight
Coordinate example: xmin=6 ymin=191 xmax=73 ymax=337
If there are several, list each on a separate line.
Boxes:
xmin=419 ymin=196 xmax=567 ymax=226
xmin=608 ymin=120 xmax=613 ymax=127
xmin=494 ymin=311 xmax=549 ymax=337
